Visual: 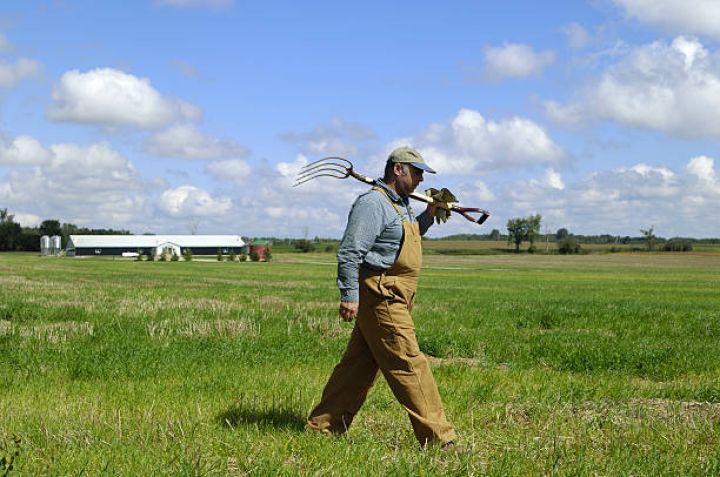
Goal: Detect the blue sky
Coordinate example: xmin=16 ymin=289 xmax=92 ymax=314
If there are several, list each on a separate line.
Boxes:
xmin=1 ymin=0 xmax=719 ymax=238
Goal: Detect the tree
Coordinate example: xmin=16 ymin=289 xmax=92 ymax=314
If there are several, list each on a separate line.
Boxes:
xmin=527 ymin=214 xmax=542 ymax=248
xmin=293 ymin=239 xmax=315 ymax=253
xmin=489 ymin=229 xmax=501 ymax=241
xmin=640 ymin=226 xmax=657 ymax=251
xmin=558 ymin=235 xmax=581 ymax=254
xmin=506 ymin=214 xmax=542 ymax=253
xmin=0 ymin=209 xmax=22 ymax=251
xmin=40 ymin=219 xmax=62 ymax=237
xmin=555 ymin=228 xmax=569 ymax=241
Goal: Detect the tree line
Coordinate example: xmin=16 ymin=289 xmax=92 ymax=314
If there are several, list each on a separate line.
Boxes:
xmin=501 ymin=215 xmax=700 ymax=254
xmin=0 ymin=209 xmax=129 ymax=252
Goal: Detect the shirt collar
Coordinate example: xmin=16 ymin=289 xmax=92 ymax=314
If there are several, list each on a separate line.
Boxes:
xmin=375 ymin=178 xmax=409 ymax=206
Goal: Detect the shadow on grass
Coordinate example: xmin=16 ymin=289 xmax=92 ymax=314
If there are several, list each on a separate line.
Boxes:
xmin=217 ymin=401 xmax=306 ymax=432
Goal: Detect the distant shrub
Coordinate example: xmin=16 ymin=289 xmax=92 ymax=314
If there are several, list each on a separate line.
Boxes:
xmin=170 ymin=250 xmax=179 ymax=261
xmin=183 ymin=248 xmax=192 ymax=261
xmin=264 ymin=248 xmax=272 ymax=261
xmin=239 ymin=254 xmax=248 ymax=262
xmin=135 ymin=249 xmax=143 ymax=261
xmin=527 ymin=245 xmax=537 ymax=254
xmin=663 ymin=239 xmax=693 ymax=252
xmin=249 ymin=250 xmax=260 ymax=262
xmin=147 ymin=251 xmax=155 ymax=262
xmin=324 ymin=244 xmax=335 ymax=253
xmin=217 ymin=249 xmax=223 ymax=261
xmin=228 ymin=250 xmax=237 ymax=262
xmin=558 ymin=236 xmax=582 ymax=254
xmin=293 ymin=240 xmax=315 ymax=253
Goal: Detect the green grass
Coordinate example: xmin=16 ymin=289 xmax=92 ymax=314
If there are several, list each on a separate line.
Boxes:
xmin=1 ymin=252 xmax=719 ymax=475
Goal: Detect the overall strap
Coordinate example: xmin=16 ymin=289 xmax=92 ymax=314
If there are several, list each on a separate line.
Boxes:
xmin=372 ymin=186 xmax=414 ymax=221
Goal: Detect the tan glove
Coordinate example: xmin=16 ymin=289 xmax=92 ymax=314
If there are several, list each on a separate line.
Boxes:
xmin=425 ymin=187 xmax=457 ymax=224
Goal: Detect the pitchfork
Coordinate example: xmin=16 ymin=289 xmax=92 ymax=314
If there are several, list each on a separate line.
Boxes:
xmin=293 ymin=156 xmax=490 ymax=225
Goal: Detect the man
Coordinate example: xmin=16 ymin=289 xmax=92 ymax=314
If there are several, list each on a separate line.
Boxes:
xmin=307 ymin=146 xmax=457 ymax=448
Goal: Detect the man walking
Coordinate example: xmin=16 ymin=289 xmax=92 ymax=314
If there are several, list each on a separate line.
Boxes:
xmin=307 ymin=147 xmax=457 ymax=447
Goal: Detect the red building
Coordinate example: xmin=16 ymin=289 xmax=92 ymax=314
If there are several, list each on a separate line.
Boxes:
xmin=249 ymin=240 xmax=271 ymax=260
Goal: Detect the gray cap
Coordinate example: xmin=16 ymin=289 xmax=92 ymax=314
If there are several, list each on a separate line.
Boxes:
xmin=388 ymin=146 xmax=436 ymax=174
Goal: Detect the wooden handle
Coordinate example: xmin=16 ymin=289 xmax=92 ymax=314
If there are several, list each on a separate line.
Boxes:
xmin=350 ymin=172 xmax=490 ymax=225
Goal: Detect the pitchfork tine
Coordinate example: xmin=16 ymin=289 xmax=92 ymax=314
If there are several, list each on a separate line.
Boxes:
xmin=293 ymin=156 xmax=355 ymax=186
xmin=293 ymin=172 xmax=348 ymax=187
xmin=295 ymin=166 xmax=349 ymax=181
xmin=300 ymin=156 xmax=353 ymax=170
xmin=296 ymin=162 xmax=350 ymax=176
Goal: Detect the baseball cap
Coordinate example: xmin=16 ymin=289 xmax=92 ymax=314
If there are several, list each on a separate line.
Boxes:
xmin=388 ymin=146 xmax=436 ymax=174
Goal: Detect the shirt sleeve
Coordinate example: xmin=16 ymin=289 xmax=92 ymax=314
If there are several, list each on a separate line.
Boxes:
xmin=337 ymin=193 xmax=385 ymax=302
xmin=417 ymin=209 xmax=434 ymax=236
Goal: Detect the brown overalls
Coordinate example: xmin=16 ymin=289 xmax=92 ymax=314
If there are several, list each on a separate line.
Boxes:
xmin=308 ymin=187 xmax=456 ymax=446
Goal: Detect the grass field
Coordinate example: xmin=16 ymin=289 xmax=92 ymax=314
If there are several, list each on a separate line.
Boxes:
xmin=1 ymin=251 xmax=719 ymax=475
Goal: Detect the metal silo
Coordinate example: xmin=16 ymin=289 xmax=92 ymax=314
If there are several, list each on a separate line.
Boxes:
xmin=51 ymin=235 xmax=62 ymax=256
xmin=41 ymin=235 xmax=51 ymax=256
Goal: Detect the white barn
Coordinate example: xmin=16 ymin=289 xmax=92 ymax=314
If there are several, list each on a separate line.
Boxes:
xmin=66 ymin=235 xmax=246 ymax=257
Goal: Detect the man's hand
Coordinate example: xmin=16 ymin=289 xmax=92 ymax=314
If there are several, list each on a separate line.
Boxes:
xmin=425 ymin=187 xmax=457 ymax=224
xmin=339 ymin=301 xmax=359 ymax=321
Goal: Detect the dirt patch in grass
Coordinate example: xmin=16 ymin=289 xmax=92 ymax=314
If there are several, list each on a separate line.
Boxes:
xmin=426 ymin=355 xmax=485 ymax=366
xmin=146 ymin=318 xmax=257 ymax=338
xmin=1 ymin=320 xmax=94 ymax=343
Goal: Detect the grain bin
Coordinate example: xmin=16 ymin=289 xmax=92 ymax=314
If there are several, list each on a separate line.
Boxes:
xmin=41 ymin=235 xmax=51 ymax=256
xmin=51 ymin=235 xmax=62 ymax=256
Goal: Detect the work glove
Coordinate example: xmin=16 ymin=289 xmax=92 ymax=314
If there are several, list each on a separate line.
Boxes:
xmin=424 ymin=187 xmax=457 ymax=224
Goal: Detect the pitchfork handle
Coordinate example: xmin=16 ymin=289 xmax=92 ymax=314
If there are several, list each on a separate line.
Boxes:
xmin=409 ymin=192 xmax=491 ymax=225
xmin=348 ymin=171 xmax=490 ymax=225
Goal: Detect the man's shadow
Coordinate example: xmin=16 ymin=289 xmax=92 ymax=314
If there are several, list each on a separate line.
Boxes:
xmin=217 ymin=399 xmax=307 ymax=431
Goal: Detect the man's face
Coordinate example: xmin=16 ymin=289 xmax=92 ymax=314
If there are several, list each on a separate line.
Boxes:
xmin=395 ymin=163 xmax=424 ymax=197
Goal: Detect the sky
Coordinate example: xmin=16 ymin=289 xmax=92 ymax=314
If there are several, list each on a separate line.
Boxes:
xmin=1 ymin=0 xmax=719 ymax=239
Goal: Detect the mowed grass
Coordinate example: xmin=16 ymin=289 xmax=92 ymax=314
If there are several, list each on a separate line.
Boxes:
xmin=1 ymin=251 xmax=719 ymax=475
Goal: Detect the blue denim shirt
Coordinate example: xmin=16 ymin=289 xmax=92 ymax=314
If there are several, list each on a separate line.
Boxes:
xmin=337 ymin=179 xmax=433 ymax=302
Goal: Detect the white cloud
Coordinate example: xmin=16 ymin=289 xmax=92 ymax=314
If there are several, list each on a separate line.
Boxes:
xmin=46 ymin=143 xmax=139 ymax=185
xmin=12 ymin=212 xmax=41 ymax=227
xmin=562 ymin=23 xmax=591 ymax=50
xmin=483 ymin=43 xmax=555 ymax=80
xmin=0 ymin=135 xmax=51 ymax=165
xmin=388 ymin=109 xmax=564 ymax=175
xmin=457 ymin=180 xmax=496 ymax=203
xmin=0 ymin=58 xmax=41 ymax=88
xmin=281 ymin=117 xmax=376 ymax=157
xmin=543 ymin=100 xmax=586 ymax=127
xmin=206 ymin=159 xmax=251 ymax=183
xmin=158 ymin=185 xmax=232 ymax=217
xmin=145 ymin=125 xmax=249 ymax=159
xmin=545 ymin=36 xmax=720 ymax=137
xmin=612 ymin=0 xmax=720 ymax=39
xmin=47 ymin=68 xmax=201 ymax=128
xmin=156 ymin=0 xmax=233 ymax=9
xmin=497 ymin=156 xmax=720 ymax=237
xmin=0 ymin=142 xmax=146 ymax=227
xmin=686 ymin=155 xmax=715 ymax=181
xmin=542 ymin=168 xmax=565 ymax=190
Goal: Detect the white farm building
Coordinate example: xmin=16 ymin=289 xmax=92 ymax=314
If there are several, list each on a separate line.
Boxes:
xmin=66 ymin=235 xmax=246 ymax=257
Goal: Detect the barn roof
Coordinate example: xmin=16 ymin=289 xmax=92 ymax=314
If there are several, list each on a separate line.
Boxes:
xmin=68 ymin=235 xmax=245 ymax=248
